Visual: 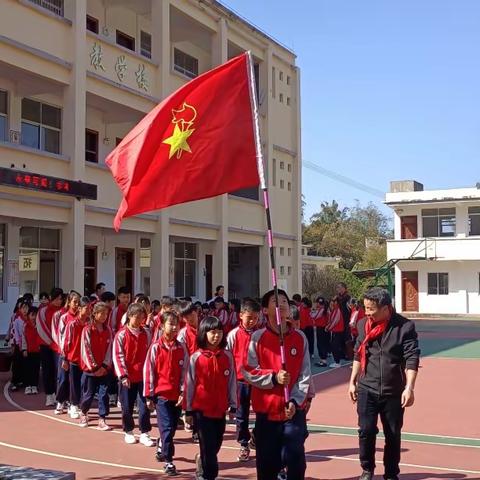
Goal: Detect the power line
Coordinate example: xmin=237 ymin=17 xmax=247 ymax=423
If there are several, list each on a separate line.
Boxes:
xmin=303 ymin=160 xmax=385 ymax=199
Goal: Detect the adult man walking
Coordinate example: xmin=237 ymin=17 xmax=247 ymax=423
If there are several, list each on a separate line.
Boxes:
xmin=348 ymin=287 xmax=420 ymax=480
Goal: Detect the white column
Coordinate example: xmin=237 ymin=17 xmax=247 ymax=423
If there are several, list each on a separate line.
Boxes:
xmin=456 ymin=204 xmax=468 ymax=238
xmin=150 ymin=0 xmax=171 ymax=297
xmin=212 ymin=18 xmax=229 ymax=296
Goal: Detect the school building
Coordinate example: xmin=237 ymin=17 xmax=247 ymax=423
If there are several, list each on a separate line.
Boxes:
xmin=0 ymin=0 xmax=302 ymax=330
xmin=386 ymin=180 xmax=480 ymax=315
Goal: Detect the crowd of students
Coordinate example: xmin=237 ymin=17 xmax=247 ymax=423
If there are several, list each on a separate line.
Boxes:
xmin=5 ymin=282 xmax=362 ymax=480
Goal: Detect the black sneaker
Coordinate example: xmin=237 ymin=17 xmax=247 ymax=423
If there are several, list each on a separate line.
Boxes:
xmin=192 ymin=432 xmax=199 ymax=444
xmin=248 ymin=431 xmax=256 ymax=450
xmin=155 ymin=447 xmax=165 ymax=462
xmin=277 ymin=469 xmax=287 ymax=480
xmin=163 ymin=462 xmax=178 ymax=476
xmin=359 ymin=472 xmax=373 ymax=480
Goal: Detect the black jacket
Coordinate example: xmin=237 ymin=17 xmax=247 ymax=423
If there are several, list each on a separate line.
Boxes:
xmin=354 ymin=312 xmax=420 ymax=396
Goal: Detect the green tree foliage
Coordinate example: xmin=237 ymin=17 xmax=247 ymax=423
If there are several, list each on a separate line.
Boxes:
xmin=303 ymin=201 xmax=392 ymax=270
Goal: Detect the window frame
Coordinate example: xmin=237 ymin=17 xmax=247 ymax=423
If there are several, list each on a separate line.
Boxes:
xmin=116 ymin=30 xmax=135 ymax=51
xmin=427 ymin=272 xmax=449 ymax=295
xmin=280 ymin=179 xmax=285 ymax=189
xmin=85 ymin=128 xmax=99 ymax=163
xmin=28 ymin=0 xmax=64 ymax=17
xmin=421 ymin=208 xmax=456 ymax=238
xmin=84 ymin=245 xmax=97 ymax=297
xmin=174 ymin=242 xmax=197 ymax=297
xmin=173 ymin=48 xmax=199 ymax=79
xmin=0 ymin=89 xmax=7 ymax=143
xmin=86 ymin=15 xmax=99 ymax=34
xmin=468 ymin=206 xmax=480 ymax=236
xmin=115 ymin=247 xmax=135 ymax=293
xmin=140 ymin=30 xmax=152 ymax=59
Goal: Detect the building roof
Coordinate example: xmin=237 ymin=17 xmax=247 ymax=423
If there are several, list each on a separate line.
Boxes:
xmin=385 ymin=186 xmax=480 ymax=206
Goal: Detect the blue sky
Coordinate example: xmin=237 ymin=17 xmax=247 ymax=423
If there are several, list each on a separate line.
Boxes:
xmin=221 ymin=1 xmax=480 ymax=221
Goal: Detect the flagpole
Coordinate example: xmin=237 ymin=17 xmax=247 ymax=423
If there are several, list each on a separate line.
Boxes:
xmin=246 ymin=51 xmax=289 ymax=404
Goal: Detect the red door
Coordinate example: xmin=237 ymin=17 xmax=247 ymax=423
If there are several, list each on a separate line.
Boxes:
xmin=402 ymin=271 xmax=419 ymax=312
xmin=401 ymin=216 xmax=418 ymax=239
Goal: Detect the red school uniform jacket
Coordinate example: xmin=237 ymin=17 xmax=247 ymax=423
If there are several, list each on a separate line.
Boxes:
xmin=62 ymin=318 xmax=87 ymax=365
xmin=185 ymin=348 xmax=237 ymax=418
xmin=36 ymin=303 xmax=63 ymax=350
xmin=226 ymin=324 xmax=255 ymax=382
xmin=327 ymin=307 xmax=344 ymax=333
xmin=143 ymin=337 xmax=188 ymax=401
xmin=177 ymin=324 xmax=198 ymax=357
xmin=242 ymin=326 xmax=311 ymax=421
xmin=311 ymin=307 xmax=328 ymax=328
xmin=110 ymin=303 xmax=128 ymax=334
xmin=349 ymin=306 xmax=366 ymax=337
xmin=113 ymin=326 xmax=151 ymax=383
xmin=21 ymin=321 xmax=42 ymax=353
xmin=80 ymin=323 xmax=113 ymax=374
xmin=299 ymin=306 xmax=313 ymax=330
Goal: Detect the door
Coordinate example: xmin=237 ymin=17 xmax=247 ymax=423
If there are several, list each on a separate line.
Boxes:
xmin=401 ymin=216 xmax=418 ymax=239
xmin=402 ymin=271 xmax=419 ymax=312
xmin=116 ymin=248 xmax=134 ymax=293
xmin=205 ymin=254 xmax=213 ymax=301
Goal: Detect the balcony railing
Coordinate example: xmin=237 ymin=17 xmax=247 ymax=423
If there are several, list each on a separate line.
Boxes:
xmin=28 ymin=0 xmax=64 ymax=17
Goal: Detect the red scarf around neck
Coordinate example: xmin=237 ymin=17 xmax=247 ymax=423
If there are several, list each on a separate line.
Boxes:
xmin=358 ymin=307 xmax=392 ymax=374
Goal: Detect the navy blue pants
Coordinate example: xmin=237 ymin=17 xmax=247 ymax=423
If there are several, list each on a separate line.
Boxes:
xmin=194 ymin=412 xmax=226 ymax=480
xmin=40 ymin=346 xmax=57 ymax=395
xmin=69 ymin=363 xmax=82 ymax=407
xmin=119 ymin=381 xmax=151 ymax=433
xmin=255 ymin=410 xmax=307 ymax=480
xmin=56 ymin=356 xmax=70 ymax=404
xmin=156 ymin=398 xmax=182 ymax=462
xmin=236 ymin=382 xmax=252 ymax=446
xmin=80 ymin=373 xmax=110 ymax=418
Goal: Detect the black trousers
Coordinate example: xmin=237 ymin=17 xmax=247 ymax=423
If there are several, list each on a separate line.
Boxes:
xmin=25 ymin=352 xmax=41 ymax=387
xmin=357 ymin=388 xmax=404 ymax=478
xmin=194 ymin=412 xmax=226 ymax=480
xmin=330 ymin=332 xmax=344 ymax=363
xmin=302 ymin=326 xmax=315 ymax=356
xmin=11 ymin=345 xmax=24 ymax=386
xmin=255 ymin=411 xmax=307 ymax=480
xmin=316 ymin=327 xmax=330 ymax=360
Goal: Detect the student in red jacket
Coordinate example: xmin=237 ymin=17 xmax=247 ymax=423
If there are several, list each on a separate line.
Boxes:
xmin=186 ymin=316 xmax=237 ymax=480
xmin=113 ymin=303 xmax=153 ymax=447
xmin=226 ymin=298 xmax=260 ymax=462
xmin=312 ymin=296 xmax=330 ymax=367
xmin=300 ymin=297 xmax=314 ymax=358
xmin=109 ymin=286 xmax=131 ymax=334
xmin=144 ymin=311 xmax=188 ymax=476
xmin=61 ymin=296 xmax=91 ymax=419
xmin=177 ymin=301 xmax=199 ymax=357
xmin=21 ymin=306 xmax=41 ymax=395
xmin=243 ymin=289 xmax=311 ymax=480
xmin=79 ymin=301 xmax=113 ymax=431
xmin=326 ymin=297 xmax=345 ymax=368
xmin=348 ymin=297 xmax=366 ymax=339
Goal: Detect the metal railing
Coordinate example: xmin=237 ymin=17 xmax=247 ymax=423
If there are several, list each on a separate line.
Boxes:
xmin=28 ymin=0 xmax=64 ymax=17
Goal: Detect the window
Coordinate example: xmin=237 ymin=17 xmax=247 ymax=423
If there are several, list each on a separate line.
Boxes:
xmin=21 ymin=98 xmax=61 ymax=154
xmin=279 ymin=71 xmax=284 ymax=81
xmin=19 ymin=227 xmax=60 ymax=300
xmin=280 ymin=266 xmax=285 ymax=275
xmin=288 ymin=182 xmax=292 ymax=191
xmin=173 ymin=48 xmax=198 ymax=79
xmin=288 ymin=266 xmax=292 ymax=276
xmin=84 ymin=246 xmax=97 ymax=296
xmin=174 ymin=242 xmax=197 ymax=297
xmin=288 ymin=164 xmax=292 ymax=173
xmin=116 ymin=248 xmax=134 ymax=293
xmin=140 ymin=31 xmax=152 ymax=59
xmin=286 ymin=97 xmax=291 ymax=106
xmin=468 ymin=207 xmax=480 ymax=236
xmin=280 ymin=179 xmax=285 ymax=189
xmin=0 ymin=224 xmax=5 ymax=301
xmin=287 ymin=75 xmax=291 ymax=85
xmin=288 ymin=248 xmax=292 ymax=256
xmin=85 ymin=129 xmax=98 ymax=163
xmin=116 ymin=30 xmax=135 ymax=51
xmin=0 ymin=90 xmax=7 ymax=142
xmin=422 ymin=208 xmax=456 ymax=237
xmin=86 ymin=15 xmax=99 ymax=34
xmin=231 ymin=186 xmax=259 ymax=201
xmin=428 ymin=273 xmax=449 ymax=295
xmin=28 ymin=0 xmax=64 ymax=16
xmin=279 ymin=93 xmax=284 ymax=103
xmin=272 ymin=158 xmax=277 ymax=186
xmin=280 ymin=161 xmax=285 ymax=170
xmin=272 ymin=67 xmax=276 ymax=98
xmin=140 ymin=238 xmax=151 ymax=296
xmin=280 ymin=247 xmax=285 ymax=256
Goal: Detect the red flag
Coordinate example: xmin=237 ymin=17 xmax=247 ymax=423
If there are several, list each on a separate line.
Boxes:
xmin=106 ymin=53 xmax=259 ymax=231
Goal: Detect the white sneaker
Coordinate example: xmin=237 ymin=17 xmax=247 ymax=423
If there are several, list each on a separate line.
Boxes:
xmin=329 ymin=362 xmax=341 ymax=368
xmin=31 ymin=386 xmax=38 ymax=394
xmin=139 ymin=432 xmax=155 ymax=447
xmin=54 ymin=402 xmax=65 ymax=415
xmin=69 ymin=405 xmax=80 ymax=419
xmin=24 ymin=386 xmax=32 ymax=395
xmin=46 ymin=394 xmax=56 ymax=407
xmin=124 ymin=432 xmax=137 ymax=444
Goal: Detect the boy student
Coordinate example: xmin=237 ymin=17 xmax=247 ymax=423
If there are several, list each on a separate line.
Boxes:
xmin=113 ymin=303 xmax=154 ymax=446
xmin=243 ymin=289 xmax=311 ymax=480
xmin=110 ymin=287 xmax=131 ymax=334
xmin=226 ymin=298 xmax=260 ymax=462
xmin=21 ymin=305 xmax=41 ymax=395
xmin=144 ymin=311 xmax=188 ymax=476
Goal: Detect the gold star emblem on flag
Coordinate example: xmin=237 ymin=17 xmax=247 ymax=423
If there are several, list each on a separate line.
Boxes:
xmin=163 ymin=103 xmax=197 ymax=159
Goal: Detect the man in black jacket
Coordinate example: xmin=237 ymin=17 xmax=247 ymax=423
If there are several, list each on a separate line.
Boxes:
xmin=348 ymin=287 xmax=420 ymax=480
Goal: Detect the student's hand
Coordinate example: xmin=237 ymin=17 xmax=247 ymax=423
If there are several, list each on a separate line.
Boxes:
xmin=96 ymin=367 xmax=106 ymax=377
xmin=121 ymin=377 xmax=131 ymax=388
xmin=348 ymin=382 xmax=358 ymax=403
xmin=146 ymin=399 xmax=155 ymax=412
xmin=285 ymin=401 xmax=296 ymax=420
xmin=401 ymin=387 xmax=415 ymax=408
xmin=276 ymin=370 xmax=291 ymax=385
xmin=62 ymin=360 xmax=69 ymax=371
xmin=175 ymin=395 xmax=184 ymax=408
xmin=185 ymin=415 xmax=193 ymax=427
xmin=22 ymin=351 xmax=28 ymax=358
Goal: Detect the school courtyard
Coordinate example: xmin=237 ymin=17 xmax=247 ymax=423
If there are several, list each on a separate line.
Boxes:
xmin=1 ymin=318 xmax=479 ymax=480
